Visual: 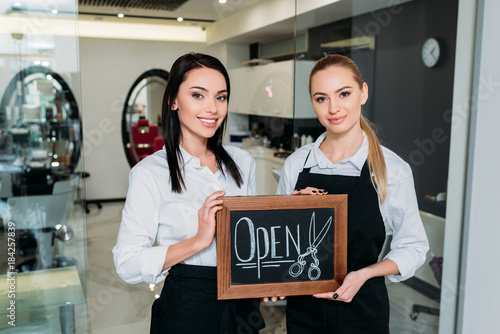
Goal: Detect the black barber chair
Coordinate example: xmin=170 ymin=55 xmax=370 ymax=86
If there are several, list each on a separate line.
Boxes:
xmin=409 ymin=254 xmax=442 ymax=320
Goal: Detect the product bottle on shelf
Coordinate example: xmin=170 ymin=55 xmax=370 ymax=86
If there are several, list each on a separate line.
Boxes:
xmin=293 ymin=133 xmax=300 ymax=151
xmin=306 ymin=135 xmax=313 ymax=145
xmin=301 ymin=134 xmax=307 ymax=147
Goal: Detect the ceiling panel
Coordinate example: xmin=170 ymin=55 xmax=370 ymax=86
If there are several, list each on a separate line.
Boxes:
xmin=78 ymin=0 xmax=189 ymax=11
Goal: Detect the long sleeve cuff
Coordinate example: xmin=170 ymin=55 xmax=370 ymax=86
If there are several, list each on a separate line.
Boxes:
xmin=384 ymin=246 xmax=427 ymax=283
xmin=114 ymin=245 xmax=169 ymax=285
xmin=139 ymin=245 xmax=170 ymax=284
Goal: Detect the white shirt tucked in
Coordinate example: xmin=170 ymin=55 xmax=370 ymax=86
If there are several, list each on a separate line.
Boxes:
xmin=113 ymin=145 xmax=256 ymax=284
xmin=277 ymin=132 xmax=429 ymax=282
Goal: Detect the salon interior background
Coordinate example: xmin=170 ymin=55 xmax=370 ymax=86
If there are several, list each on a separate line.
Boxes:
xmin=0 ymin=0 xmax=499 ymax=333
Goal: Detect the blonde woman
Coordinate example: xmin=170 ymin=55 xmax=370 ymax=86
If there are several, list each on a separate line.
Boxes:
xmin=276 ymin=54 xmax=429 ymax=333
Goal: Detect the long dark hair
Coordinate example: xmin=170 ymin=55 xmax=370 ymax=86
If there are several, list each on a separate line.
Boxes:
xmin=162 ymin=52 xmax=243 ymax=193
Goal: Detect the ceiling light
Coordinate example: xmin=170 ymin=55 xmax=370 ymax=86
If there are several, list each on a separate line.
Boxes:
xmin=117 ymin=13 xmax=124 ymax=18
xmin=177 ymin=17 xmax=183 ymax=22
xmin=13 ymin=2 xmax=21 ymax=7
xmin=33 ymin=60 xmax=41 ymax=65
xmin=219 ymin=0 xmax=227 ymax=3
xmin=51 ymin=9 xmax=58 ymax=14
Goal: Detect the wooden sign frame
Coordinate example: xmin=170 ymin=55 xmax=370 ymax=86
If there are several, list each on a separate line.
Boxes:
xmin=216 ymin=194 xmax=347 ymax=300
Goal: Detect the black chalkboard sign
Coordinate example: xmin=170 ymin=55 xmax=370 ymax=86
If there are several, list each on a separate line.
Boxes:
xmin=216 ymin=194 xmax=347 ymax=300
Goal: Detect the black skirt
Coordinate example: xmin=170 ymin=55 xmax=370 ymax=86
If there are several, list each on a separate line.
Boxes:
xmin=150 ymin=264 xmax=265 ymax=334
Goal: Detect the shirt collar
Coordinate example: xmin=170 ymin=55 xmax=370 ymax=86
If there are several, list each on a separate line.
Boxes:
xmin=305 ymin=131 xmax=368 ymax=171
xmin=178 ymin=145 xmax=200 ymax=168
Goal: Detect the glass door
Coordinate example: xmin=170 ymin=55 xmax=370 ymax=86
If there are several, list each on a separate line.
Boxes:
xmin=0 ymin=1 xmax=89 ymax=333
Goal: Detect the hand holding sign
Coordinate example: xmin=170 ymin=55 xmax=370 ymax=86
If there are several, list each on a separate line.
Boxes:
xmin=291 ymin=187 xmax=327 ymax=196
xmin=195 ymin=190 xmax=226 ymax=249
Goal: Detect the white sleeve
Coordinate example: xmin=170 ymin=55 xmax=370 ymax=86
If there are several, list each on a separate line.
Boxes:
xmin=276 ymin=157 xmax=296 ymax=195
xmin=383 ymin=163 xmax=429 ymax=282
xmin=247 ymin=156 xmax=257 ymax=196
xmin=112 ymin=166 xmax=169 ymax=284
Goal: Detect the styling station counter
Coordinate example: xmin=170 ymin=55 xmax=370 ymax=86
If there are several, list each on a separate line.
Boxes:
xmin=244 ymin=146 xmax=285 ymax=196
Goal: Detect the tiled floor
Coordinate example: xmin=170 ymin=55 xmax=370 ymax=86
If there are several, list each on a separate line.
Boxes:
xmin=0 ymin=199 xmax=439 ymax=333
xmin=86 ymin=201 xmax=439 ymax=334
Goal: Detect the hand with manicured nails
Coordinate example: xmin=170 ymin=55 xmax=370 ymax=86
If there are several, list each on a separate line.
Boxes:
xmin=313 ymin=269 xmax=369 ymax=302
xmin=263 ymin=296 xmax=286 ymax=303
xmin=291 ymin=187 xmax=327 ymax=196
xmin=195 ymin=190 xmax=226 ymax=249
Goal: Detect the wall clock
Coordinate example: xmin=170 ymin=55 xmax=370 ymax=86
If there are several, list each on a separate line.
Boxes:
xmin=421 ymin=37 xmax=441 ymax=68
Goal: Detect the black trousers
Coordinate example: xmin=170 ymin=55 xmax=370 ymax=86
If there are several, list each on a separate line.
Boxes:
xmin=150 ymin=264 xmax=265 ymax=334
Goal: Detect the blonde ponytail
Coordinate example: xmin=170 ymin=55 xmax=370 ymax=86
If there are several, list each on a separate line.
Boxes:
xmin=360 ymin=116 xmax=387 ymax=203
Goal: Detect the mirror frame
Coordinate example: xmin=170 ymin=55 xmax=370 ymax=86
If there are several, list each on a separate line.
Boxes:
xmin=121 ymin=69 xmax=169 ymax=167
xmin=0 ymin=65 xmax=82 ymax=172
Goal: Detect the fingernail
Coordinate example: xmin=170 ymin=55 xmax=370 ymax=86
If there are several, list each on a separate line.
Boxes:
xmin=333 ymin=293 xmax=339 ymax=299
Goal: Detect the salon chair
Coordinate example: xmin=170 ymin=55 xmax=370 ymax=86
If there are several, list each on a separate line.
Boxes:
xmin=407 ymin=211 xmax=445 ymax=321
xmin=129 ymin=118 xmax=158 ymax=163
xmin=409 ymin=254 xmax=442 ymax=320
xmin=6 ymin=174 xmax=77 ymax=271
xmin=154 ymin=136 xmax=164 ymax=152
xmin=73 ymin=171 xmax=101 ymax=214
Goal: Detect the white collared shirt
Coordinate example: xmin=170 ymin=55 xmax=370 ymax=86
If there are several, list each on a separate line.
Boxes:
xmin=113 ymin=145 xmax=256 ymax=284
xmin=277 ymin=132 xmax=429 ymax=282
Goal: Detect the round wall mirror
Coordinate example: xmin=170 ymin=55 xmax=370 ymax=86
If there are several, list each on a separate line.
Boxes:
xmin=121 ymin=69 xmax=169 ymax=167
xmin=0 ymin=65 xmax=81 ymax=174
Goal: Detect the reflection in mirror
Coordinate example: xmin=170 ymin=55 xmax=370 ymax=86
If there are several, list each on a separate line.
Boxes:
xmin=0 ymin=65 xmax=81 ymax=177
xmin=121 ymin=69 xmax=169 ymax=167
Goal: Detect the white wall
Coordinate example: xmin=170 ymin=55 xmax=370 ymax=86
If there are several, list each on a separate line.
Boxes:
xmin=79 ymin=37 xmax=228 ymax=200
xmin=458 ymin=0 xmax=500 ymax=332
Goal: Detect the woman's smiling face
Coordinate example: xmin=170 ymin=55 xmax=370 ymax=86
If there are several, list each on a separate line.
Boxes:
xmin=310 ymin=66 xmax=368 ymax=137
xmin=172 ymin=66 xmax=228 ymax=144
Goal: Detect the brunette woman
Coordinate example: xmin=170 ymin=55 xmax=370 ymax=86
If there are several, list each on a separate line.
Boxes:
xmin=114 ymin=53 xmax=264 ymax=334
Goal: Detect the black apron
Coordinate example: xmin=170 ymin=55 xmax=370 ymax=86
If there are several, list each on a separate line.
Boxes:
xmin=150 ymin=264 xmax=265 ymax=334
xmin=286 ymin=158 xmax=390 ymax=334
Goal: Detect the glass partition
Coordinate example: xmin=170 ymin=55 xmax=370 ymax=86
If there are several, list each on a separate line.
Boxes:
xmin=294 ymin=0 xmax=458 ymax=332
xmin=0 ymin=1 xmax=89 ymax=333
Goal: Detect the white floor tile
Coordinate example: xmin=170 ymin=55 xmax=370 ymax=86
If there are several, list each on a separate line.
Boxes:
xmin=86 ymin=202 xmax=441 ymax=334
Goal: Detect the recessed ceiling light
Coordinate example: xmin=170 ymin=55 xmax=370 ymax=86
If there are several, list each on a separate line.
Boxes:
xmin=51 ymin=9 xmax=58 ymax=14
xmin=219 ymin=0 xmax=227 ymax=3
xmin=118 ymin=13 xmax=124 ymax=18
xmin=13 ymin=2 xmax=21 ymax=7
xmin=177 ymin=17 xmax=183 ymax=22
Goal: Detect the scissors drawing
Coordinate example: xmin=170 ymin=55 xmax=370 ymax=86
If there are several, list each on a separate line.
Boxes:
xmin=289 ymin=212 xmax=332 ymax=280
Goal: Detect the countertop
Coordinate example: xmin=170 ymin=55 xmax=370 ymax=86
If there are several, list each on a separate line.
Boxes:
xmin=243 ymin=146 xmax=289 ymax=164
